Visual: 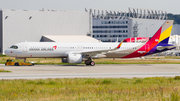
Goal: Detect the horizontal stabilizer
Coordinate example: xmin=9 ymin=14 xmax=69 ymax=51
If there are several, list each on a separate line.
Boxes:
xmin=157 ymin=46 xmax=176 ymax=51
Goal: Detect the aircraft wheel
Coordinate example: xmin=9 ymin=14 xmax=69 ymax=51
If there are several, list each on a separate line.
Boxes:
xmin=90 ymin=61 xmax=95 ymax=66
xmin=14 ymin=63 xmax=19 ymax=66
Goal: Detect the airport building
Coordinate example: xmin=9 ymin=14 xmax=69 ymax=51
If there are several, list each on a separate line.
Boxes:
xmin=86 ymin=8 xmax=168 ymax=42
xmin=0 ymin=9 xmax=91 ymax=54
xmin=172 ymin=24 xmax=180 ymax=35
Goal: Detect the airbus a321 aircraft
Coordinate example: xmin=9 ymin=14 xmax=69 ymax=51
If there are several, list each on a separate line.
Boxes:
xmin=5 ymin=20 xmax=176 ymax=66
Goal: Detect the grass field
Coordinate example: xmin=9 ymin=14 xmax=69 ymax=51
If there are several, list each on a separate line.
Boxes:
xmin=1 ymin=77 xmax=180 ymax=100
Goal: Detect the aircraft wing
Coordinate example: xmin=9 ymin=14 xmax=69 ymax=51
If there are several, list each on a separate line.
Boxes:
xmin=73 ymin=40 xmax=123 ymax=57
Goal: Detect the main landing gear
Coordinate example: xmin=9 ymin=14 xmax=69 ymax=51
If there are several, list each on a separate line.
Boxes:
xmin=85 ymin=58 xmax=95 ymax=66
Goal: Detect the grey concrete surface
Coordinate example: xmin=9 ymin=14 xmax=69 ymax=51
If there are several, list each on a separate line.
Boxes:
xmin=0 ymin=67 xmax=4 ymax=71
xmin=0 ymin=64 xmax=180 ymax=79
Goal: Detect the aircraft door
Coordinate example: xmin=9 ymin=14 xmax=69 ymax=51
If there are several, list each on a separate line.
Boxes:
xmin=145 ymin=44 xmax=149 ymax=53
xmin=22 ymin=42 xmax=27 ymax=52
xmin=77 ymin=45 xmax=83 ymax=51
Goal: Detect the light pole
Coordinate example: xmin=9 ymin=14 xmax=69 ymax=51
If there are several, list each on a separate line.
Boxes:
xmin=146 ymin=28 xmax=147 ymax=37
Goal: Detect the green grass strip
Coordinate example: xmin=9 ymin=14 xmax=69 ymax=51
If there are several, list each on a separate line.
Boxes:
xmin=1 ymin=77 xmax=180 ymax=100
xmin=0 ymin=70 xmax=11 ymax=72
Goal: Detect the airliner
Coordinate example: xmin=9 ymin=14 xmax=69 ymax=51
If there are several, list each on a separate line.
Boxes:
xmin=5 ymin=20 xmax=176 ymax=66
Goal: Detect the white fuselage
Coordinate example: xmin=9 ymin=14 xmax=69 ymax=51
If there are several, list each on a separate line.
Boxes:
xmin=5 ymin=42 xmax=142 ymax=58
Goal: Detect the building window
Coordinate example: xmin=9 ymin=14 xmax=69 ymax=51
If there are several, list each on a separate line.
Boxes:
xmin=93 ymin=26 xmax=128 ymax=29
xmin=100 ymin=21 xmax=129 ymax=25
xmin=110 ymin=30 xmax=114 ymax=33
xmin=113 ymin=35 xmax=117 ymax=37
xmin=123 ymin=35 xmax=128 ymax=37
xmin=93 ymin=30 xmax=126 ymax=33
xmin=112 ymin=39 xmax=116 ymax=42
xmin=119 ymin=35 xmax=122 ymax=37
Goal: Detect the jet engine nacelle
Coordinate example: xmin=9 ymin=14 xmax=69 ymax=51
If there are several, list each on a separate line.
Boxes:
xmin=68 ymin=53 xmax=82 ymax=63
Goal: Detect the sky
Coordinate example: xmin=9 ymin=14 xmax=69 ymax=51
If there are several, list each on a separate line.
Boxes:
xmin=0 ymin=0 xmax=179 ymax=14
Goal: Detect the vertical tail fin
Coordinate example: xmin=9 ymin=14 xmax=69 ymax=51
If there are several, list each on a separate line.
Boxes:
xmin=122 ymin=20 xmax=174 ymax=58
xmin=147 ymin=20 xmax=173 ymax=45
xmin=145 ymin=20 xmax=174 ymax=55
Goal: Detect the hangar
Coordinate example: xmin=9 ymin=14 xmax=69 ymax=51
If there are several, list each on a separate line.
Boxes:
xmin=40 ymin=35 xmax=100 ymax=42
xmin=0 ymin=9 xmax=91 ymax=54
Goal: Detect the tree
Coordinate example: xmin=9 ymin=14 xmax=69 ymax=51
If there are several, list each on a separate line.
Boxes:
xmin=167 ymin=13 xmax=180 ymax=24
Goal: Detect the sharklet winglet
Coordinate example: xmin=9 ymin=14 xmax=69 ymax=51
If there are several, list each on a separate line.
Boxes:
xmin=116 ymin=40 xmax=124 ymax=49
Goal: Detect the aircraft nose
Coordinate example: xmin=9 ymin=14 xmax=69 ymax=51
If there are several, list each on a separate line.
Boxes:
xmin=4 ymin=49 xmax=12 ymax=56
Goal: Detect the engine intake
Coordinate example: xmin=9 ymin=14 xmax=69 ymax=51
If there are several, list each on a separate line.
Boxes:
xmin=68 ymin=54 xmax=82 ymax=63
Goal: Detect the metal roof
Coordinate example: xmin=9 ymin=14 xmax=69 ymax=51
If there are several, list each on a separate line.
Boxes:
xmin=41 ymin=35 xmax=100 ymax=43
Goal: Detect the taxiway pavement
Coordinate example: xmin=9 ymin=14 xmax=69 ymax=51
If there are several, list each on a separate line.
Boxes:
xmin=0 ymin=64 xmax=180 ymax=79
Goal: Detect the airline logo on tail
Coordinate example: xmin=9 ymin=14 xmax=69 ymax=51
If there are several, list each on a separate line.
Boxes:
xmin=123 ymin=20 xmax=175 ymax=58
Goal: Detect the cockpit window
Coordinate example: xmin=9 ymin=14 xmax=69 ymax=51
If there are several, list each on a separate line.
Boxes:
xmin=10 ymin=45 xmax=18 ymax=49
